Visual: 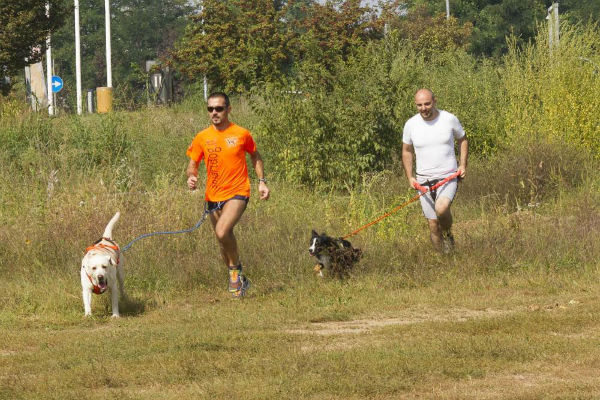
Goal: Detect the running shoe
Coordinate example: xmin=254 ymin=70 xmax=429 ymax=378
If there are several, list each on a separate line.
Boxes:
xmin=442 ymin=231 xmax=455 ymax=254
xmin=231 ymin=275 xmax=250 ymax=299
xmin=228 ymin=266 xmax=250 ymax=298
xmin=228 ymin=267 xmax=242 ymax=293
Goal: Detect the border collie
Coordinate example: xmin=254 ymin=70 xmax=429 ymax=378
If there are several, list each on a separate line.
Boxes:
xmin=308 ymin=230 xmax=362 ymax=279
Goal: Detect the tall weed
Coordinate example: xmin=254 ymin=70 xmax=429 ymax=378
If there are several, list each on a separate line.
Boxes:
xmin=460 ymin=140 xmax=593 ymax=210
xmin=503 ymin=23 xmax=600 ymax=156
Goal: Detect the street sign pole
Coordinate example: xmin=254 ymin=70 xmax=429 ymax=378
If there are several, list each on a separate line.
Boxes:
xmin=74 ymin=0 xmax=82 ymax=115
xmin=46 ymin=2 xmax=54 ymax=116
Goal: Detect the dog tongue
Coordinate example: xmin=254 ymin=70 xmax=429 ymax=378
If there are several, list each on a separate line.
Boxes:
xmin=98 ymin=282 xmax=107 ymax=290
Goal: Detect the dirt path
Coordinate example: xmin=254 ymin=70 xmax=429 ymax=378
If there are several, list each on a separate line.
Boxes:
xmin=287 ymin=307 xmax=513 ymax=336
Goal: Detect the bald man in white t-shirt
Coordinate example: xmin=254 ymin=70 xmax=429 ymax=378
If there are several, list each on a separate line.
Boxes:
xmin=402 ymin=89 xmax=468 ymax=253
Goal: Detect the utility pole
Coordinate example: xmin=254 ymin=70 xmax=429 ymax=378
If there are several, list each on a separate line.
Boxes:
xmin=46 ymin=2 xmax=54 ymax=116
xmin=547 ymin=3 xmax=559 ymax=49
xmin=204 ymin=77 xmax=208 ymax=102
xmin=201 ymin=3 xmax=208 ymax=101
xmin=74 ymin=0 xmax=82 ymax=114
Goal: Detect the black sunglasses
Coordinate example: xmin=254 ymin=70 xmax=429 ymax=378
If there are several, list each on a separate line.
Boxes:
xmin=207 ymin=106 xmax=226 ymax=113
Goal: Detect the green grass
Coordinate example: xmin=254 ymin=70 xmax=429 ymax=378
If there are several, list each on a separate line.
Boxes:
xmin=2 ymin=267 xmax=600 ymax=399
xmin=1 ymin=156 xmax=599 ymax=398
xmin=2 ymin=39 xmax=600 ymax=396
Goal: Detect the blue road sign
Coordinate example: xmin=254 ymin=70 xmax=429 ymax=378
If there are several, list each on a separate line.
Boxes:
xmin=51 ymin=76 xmax=63 ymax=93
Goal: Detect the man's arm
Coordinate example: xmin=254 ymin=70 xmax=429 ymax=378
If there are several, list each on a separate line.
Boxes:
xmin=250 ymin=150 xmax=270 ymax=200
xmin=186 ymin=158 xmax=199 ymax=190
xmin=401 ymin=143 xmax=419 ymax=189
xmin=457 ymin=135 xmax=468 ymax=178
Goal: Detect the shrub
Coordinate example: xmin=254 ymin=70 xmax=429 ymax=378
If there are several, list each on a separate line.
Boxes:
xmin=253 ymin=34 xmax=505 ymax=187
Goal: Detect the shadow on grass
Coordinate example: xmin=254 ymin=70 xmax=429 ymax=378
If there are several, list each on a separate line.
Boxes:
xmin=119 ymin=295 xmax=147 ymax=316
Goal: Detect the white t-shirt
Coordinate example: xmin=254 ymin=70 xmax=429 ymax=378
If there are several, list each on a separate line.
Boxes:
xmin=402 ymin=110 xmax=465 ymax=182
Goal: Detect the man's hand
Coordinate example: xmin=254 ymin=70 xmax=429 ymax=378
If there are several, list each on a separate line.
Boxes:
xmin=186 ymin=159 xmax=200 ymax=191
xmin=187 ymin=175 xmax=198 ymax=191
xmin=258 ymin=181 xmax=270 ymax=200
xmin=410 ymin=177 xmax=427 ymax=193
xmin=457 ymin=165 xmax=467 ymax=179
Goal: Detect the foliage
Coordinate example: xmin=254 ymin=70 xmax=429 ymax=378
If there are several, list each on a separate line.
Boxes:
xmin=252 ymin=40 xmax=404 ymax=187
xmin=469 ymin=0 xmax=546 ymax=56
xmin=399 ymin=0 xmax=546 ymax=57
xmin=0 ymin=0 xmax=70 ymax=94
xmin=252 ymin=20 xmax=600 ymax=187
xmin=254 ymin=32 xmax=506 ymax=187
xmin=288 ymin=0 xmax=382 ymax=88
xmin=426 ymin=54 xmax=505 ymax=158
xmin=172 ymin=0 xmax=381 ymax=94
xmin=503 ymin=23 xmax=600 ymax=157
xmin=1 ymin=101 xmax=600 ymax=398
xmin=173 ymin=0 xmax=292 ymax=94
xmin=390 ymin=6 xmax=473 ymax=56
xmin=558 ymin=0 xmax=600 ymax=25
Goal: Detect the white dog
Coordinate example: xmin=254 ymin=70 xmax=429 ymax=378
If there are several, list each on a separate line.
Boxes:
xmin=81 ymin=212 xmax=125 ymax=317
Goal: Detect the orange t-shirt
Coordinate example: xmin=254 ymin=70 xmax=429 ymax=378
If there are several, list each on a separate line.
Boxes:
xmin=186 ymin=122 xmax=257 ymax=201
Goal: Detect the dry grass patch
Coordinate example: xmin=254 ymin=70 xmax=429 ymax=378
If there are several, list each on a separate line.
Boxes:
xmin=288 ymin=307 xmax=514 ymax=336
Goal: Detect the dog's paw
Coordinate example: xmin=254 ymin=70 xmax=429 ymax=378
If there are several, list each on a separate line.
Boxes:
xmin=313 ymin=264 xmax=325 ymax=278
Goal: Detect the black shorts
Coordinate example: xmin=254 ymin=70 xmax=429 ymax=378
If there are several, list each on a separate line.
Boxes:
xmin=206 ymin=195 xmax=249 ymax=213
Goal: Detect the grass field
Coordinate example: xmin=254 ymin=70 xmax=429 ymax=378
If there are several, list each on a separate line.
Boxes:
xmin=3 ymin=22 xmax=600 ymax=397
xmin=1 ymin=126 xmax=599 ymax=399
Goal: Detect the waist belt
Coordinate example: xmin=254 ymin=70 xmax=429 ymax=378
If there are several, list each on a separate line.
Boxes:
xmin=425 ymin=179 xmax=442 ymax=202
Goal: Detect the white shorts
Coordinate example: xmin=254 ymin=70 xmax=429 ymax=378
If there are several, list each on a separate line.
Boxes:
xmin=417 ymin=178 xmax=458 ymax=220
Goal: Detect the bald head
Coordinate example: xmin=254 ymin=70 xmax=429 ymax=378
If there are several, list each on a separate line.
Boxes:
xmin=415 ymin=88 xmax=435 ymax=102
xmin=414 ymin=88 xmax=438 ymax=121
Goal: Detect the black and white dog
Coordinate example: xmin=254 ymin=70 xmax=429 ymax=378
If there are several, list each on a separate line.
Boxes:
xmin=308 ymin=230 xmax=362 ymax=279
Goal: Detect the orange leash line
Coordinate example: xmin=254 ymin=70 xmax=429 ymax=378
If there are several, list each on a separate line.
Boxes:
xmin=342 ymin=193 xmax=422 ymax=239
xmin=341 ymin=171 xmax=461 ymax=240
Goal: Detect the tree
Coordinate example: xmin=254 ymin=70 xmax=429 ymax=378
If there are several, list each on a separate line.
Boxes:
xmin=557 ymin=0 xmax=600 ymax=25
xmin=172 ymin=0 xmax=382 ymax=94
xmin=395 ymin=6 xmax=473 ymax=56
xmin=172 ymin=0 xmax=291 ymax=93
xmin=290 ymin=0 xmax=381 ymax=88
xmin=0 ymin=0 xmax=70 ymax=94
xmin=398 ymin=0 xmax=546 ymax=56
xmin=469 ymin=0 xmax=545 ymax=56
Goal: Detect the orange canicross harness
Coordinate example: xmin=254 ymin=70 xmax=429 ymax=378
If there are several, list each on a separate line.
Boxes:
xmin=84 ymin=237 xmax=120 ymax=295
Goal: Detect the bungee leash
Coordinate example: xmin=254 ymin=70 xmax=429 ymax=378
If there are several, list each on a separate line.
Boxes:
xmin=120 ymin=194 xmax=242 ymax=252
xmin=341 ymin=171 xmax=461 ymax=240
xmin=121 ymin=208 xmax=212 ymax=253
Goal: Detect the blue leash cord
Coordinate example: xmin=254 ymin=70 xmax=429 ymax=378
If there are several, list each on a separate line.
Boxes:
xmin=121 ymin=209 xmax=211 ymax=253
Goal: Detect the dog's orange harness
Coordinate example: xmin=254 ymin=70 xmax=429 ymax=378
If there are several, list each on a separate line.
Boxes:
xmin=84 ymin=238 xmax=120 ymax=295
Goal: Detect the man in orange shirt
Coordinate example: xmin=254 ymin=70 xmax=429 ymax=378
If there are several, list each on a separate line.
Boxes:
xmin=186 ymin=92 xmax=270 ymax=298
